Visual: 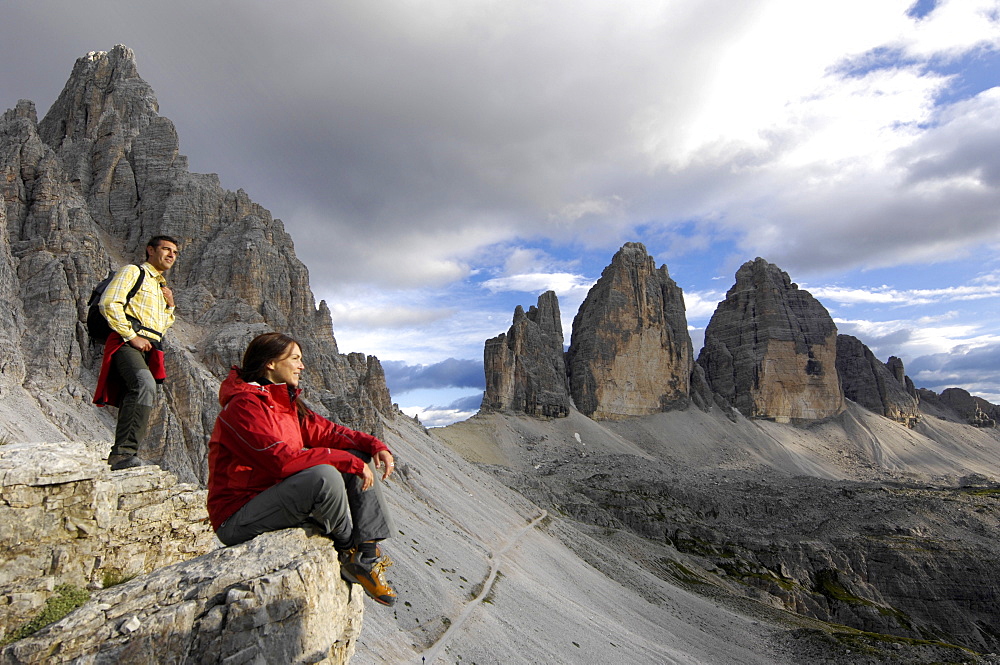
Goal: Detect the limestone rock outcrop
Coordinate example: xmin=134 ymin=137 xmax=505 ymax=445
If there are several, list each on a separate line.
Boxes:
xmin=0 ymin=441 xmax=214 ymax=641
xmin=0 ymin=441 xmax=362 ymax=663
xmin=566 ymin=243 xmax=693 ymax=419
xmin=836 ymin=335 xmax=920 ymax=427
xmin=0 ymin=46 xmax=393 ymax=483
xmin=697 ymin=258 xmax=844 ymax=422
xmin=0 ymin=530 xmax=362 ymax=665
xmin=482 ymin=291 xmax=570 ymax=418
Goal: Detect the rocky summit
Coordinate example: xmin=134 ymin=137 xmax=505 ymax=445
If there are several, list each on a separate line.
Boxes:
xmin=482 ymin=290 xmax=570 ymax=418
xmin=566 ymin=242 xmax=693 ymax=419
xmin=2 ymin=46 xmax=1000 ymax=665
xmin=698 ymin=257 xmax=844 ymax=422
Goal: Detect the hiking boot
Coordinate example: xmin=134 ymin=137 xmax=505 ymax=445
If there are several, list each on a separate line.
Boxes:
xmin=340 ymin=547 xmax=396 ymax=606
xmin=108 ymin=454 xmax=144 ymax=470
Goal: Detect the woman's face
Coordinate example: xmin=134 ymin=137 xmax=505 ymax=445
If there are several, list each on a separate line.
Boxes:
xmin=264 ymin=343 xmax=305 ymax=387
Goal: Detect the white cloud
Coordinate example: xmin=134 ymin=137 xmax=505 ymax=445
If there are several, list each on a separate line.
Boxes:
xmin=481 ymin=272 xmax=594 ymax=297
xmin=810 ymin=274 xmax=1000 ymax=306
xmin=683 ymin=290 xmax=725 ymax=321
xmin=835 ymin=314 xmax=1000 ymax=361
xmin=399 ymin=404 xmax=480 ymax=428
xmin=902 ymin=0 xmax=1000 ymax=58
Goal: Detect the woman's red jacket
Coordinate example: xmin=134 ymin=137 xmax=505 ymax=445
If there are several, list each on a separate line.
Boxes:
xmin=206 ymin=368 xmax=389 ymax=531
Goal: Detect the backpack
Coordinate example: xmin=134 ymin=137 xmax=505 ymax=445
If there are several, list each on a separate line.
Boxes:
xmin=86 ymin=265 xmax=145 ymax=342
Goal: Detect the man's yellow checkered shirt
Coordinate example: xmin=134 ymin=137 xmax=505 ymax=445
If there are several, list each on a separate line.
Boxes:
xmin=98 ymin=262 xmax=175 ymax=343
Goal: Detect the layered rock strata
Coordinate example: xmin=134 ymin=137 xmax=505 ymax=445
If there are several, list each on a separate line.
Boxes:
xmin=0 ymin=46 xmax=392 ymax=483
xmin=0 ymin=530 xmax=361 ymax=665
xmin=698 ymin=258 xmax=844 ymax=422
xmin=0 ymin=441 xmax=214 ymax=641
xmin=566 ymin=242 xmax=693 ymax=419
xmin=482 ymin=291 xmax=570 ymax=418
xmin=0 ymin=441 xmax=362 ymax=663
xmin=836 ymin=335 xmax=920 ymax=427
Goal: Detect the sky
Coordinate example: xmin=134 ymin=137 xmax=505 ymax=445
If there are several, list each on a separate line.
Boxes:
xmin=2 ymin=0 xmax=999 ymax=426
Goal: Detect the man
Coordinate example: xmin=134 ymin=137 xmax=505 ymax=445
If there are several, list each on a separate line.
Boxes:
xmin=94 ymin=235 xmax=179 ymax=470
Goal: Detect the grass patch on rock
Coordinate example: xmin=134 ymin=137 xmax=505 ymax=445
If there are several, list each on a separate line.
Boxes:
xmin=0 ymin=584 xmax=90 ymax=645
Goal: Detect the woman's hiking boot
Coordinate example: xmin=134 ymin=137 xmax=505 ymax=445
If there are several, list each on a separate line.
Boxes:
xmin=339 ymin=547 xmax=397 ymax=606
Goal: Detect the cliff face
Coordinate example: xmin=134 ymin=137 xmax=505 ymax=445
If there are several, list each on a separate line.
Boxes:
xmin=697 ymin=258 xmax=844 ymax=422
xmin=836 ymin=335 xmax=920 ymax=427
xmin=0 ymin=46 xmax=392 ymax=483
xmin=566 ymin=242 xmax=693 ymax=419
xmin=481 ymin=291 xmax=570 ymax=418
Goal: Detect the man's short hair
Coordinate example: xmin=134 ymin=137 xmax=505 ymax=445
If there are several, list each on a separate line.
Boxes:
xmin=147 ymin=235 xmax=179 ymax=250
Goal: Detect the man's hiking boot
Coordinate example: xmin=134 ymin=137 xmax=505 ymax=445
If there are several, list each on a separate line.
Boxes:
xmin=108 ymin=454 xmax=144 ymax=470
xmin=339 ymin=547 xmax=397 ymax=606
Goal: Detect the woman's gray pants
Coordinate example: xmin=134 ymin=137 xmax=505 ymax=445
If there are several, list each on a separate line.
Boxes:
xmin=215 ymin=450 xmax=394 ymax=550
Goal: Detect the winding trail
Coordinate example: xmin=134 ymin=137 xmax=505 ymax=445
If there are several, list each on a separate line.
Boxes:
xmin=418 ymin=510 xmax=548 ymax=664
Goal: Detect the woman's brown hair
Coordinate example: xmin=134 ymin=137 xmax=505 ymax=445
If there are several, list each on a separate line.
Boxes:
xmin=239 ymin=332 xmax=311 ymax=420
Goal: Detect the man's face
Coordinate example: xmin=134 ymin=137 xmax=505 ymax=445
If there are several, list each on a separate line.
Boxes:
xmin=147 ymin=241 xmax=179 ymax=272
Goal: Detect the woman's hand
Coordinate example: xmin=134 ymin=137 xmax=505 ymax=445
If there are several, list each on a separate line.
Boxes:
xmin=360 ymin=462 xmax=375 ymax=491
xmin=373 ymin=449 xmax=395 ymax=481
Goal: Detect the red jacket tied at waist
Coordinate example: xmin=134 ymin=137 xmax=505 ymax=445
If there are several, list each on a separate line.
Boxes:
xmin=92 ymin=332 xmax=166 ymax=407
xmin=206 ymin=368 xmax=390 ymax=531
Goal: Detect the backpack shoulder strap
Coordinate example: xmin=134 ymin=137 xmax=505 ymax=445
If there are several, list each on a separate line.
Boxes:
xmin=125 ymin=264 xmax=145 ymax=303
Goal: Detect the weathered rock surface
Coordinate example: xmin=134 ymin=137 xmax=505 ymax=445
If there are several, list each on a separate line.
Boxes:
xmin=697 ymin=258 xmax=844 ymax=422
xmin=0 ymin=530 xmax=362 ymax=665
xmin=566 ymin=242 xmax=693 ymax=419
xmin=0 ymin=441 xmax=214 ymax=640
xmin=537 ymin=462 xmax=1000 ymax=653
xmin=481 ymin=291 xmax=570 ymax=418
xmin=0 ymin=441 xmax=362 ymax=664
xmin=0 ymin=45 xmax=393 ymax=483
xmin=836 ymin=335 xmax=920 ymax=427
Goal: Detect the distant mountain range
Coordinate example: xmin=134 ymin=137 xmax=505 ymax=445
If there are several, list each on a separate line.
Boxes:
xmin=482 ymin=242 xmax=997 ymax=428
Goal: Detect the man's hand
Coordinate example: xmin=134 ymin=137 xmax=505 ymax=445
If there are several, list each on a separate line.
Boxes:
xmin=373 ymin=450 xmax=395 ymax=481
xmin=161 ymin=285 xmax=175 ymax=308
xmin=128 ymin=336 xmax=153 ymax=352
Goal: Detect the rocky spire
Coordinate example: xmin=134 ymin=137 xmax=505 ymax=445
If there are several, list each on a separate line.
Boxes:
xmin=481 ymin=291 xmax=570 ymax=418
xmin=836 ymin=335 xmax=920 ymax=427
xmin=697 ymin=258 xmax=844 ymax=422
xmin=566 ymin=242 xmax=693 ymax=419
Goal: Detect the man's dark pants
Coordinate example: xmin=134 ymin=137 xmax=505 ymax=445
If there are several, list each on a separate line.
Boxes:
xmin=110 ymin=344 xmax=157 ymax=458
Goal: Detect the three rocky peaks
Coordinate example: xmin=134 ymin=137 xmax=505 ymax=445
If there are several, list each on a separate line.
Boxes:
xmin=484 ymin=243 xmax=996 ymax=428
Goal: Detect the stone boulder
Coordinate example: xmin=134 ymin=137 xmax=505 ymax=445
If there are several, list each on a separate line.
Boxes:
xmin=835 ymin=335 xmax=920 ymax=427
xmin=566 ymin=242 xmax=693 ymax=419
xmin=481 ymin=291 xmax=570 ymax=418
xmin=697 ymin=258 xmax=844 ymax=422
xmin=0 ymin=530 xmax=362 ymax=665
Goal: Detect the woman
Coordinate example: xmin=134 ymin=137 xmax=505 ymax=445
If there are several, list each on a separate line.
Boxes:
xmin=206 ymin=331 xmax=397 ymax=606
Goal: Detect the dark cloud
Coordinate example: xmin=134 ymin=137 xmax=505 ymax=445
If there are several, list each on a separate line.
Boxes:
xmin=383 ymin=358 xmax=485 ymax=393
xmin=907 ymin=345 xmax=1000 ymax=400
